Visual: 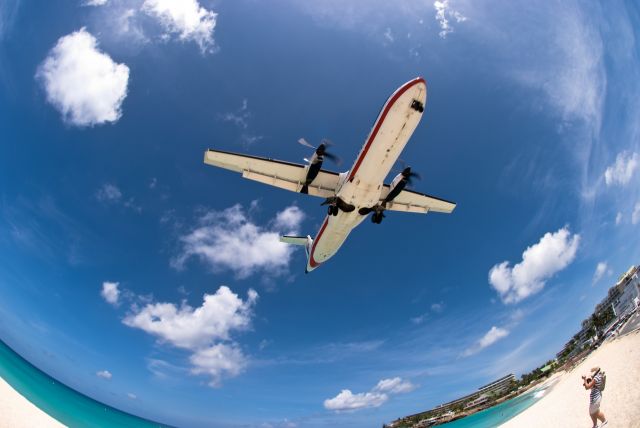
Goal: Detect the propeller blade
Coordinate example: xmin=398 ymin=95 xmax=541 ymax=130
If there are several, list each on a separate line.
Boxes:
xmin=324 ymin=152 xmax=343 ymax=166
xmin=320 ymin=138 xmax=334 ymax=147
xmin=298 ymin=138 xmax=315 ymax=149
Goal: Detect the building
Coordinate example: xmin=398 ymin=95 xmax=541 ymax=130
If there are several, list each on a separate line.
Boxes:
xmin=477 ymin=373 xmax=517 ymax=397
xmin=612 ymin=265 xmax=639 ymax=317
xmin=412 ymin=373 xmax=516 ymax=416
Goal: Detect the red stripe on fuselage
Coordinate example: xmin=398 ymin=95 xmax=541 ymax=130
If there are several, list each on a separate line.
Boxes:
xmin=347 ymin=77 xmax=426 ymax=182
xmin=309 ymin=217 xmax=328 ymax=268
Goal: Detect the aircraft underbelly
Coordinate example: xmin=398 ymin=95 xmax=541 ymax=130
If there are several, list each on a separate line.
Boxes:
xmin=311 ymin=212 xmax=366 ymax=264
xmin=341 ymin=82 xmax=426 ymax=209
xmin=307 ymin=78 xmax=427 ymax=271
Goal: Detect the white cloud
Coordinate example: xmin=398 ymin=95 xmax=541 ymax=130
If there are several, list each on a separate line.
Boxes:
xmin=324 ymin=377 xmax=414 ymax=412
xmin=274 ymin=206 xmax=305 ymax=234
xmin=96 ymin=370 xmax=112 ymax=379
xmin=616 ymin=212 xmax=623 ymax=225
xmin=411 ymin=314 xmax=427 ymax=325
xmin=101 ymin=281 xmax=120 ymax=305
xmin=96 ymin=183 xmax=122 ymax=202
xmin=36 ymin=28 xmax=129 ymax=127
xmin=430 ymin=302 xmax=444 ymax=313
xmin=142 ymin=0 xmax=217 ymax=53
xmin=434 ymin=0 xmax=467 ymax=39
xmin=220 ymin=99 xmax=263 ymax=147
xmin=592 ymin=262 xmax=609 ymax=284
xmin=373 ymin=377 xmax=416 ymax=394
xmin=127 ymin=392 xmax=137 ymax=399
xmin=95 ymin=183 xmax=141 ymax=212
xmin=383 ymin=27 xmax=394 ymax=43
xmin=172 ymin=204 xmax=305 ymax=278
xmin=324 ymin=389 xmax=387 ymax=412
xmin=123 ymin=286 xmax=257 ymax=386
xmin=83 ymin=0 xmax=108 ymax=6
xmin=604 ymin=152 xmax=638 ymax=186
xmin=189 ymin=344 xmax=247 ymax=387
xmin=463 ymin=326 xmax=509 ymax=357
xmin=124 ymin=286 xmax=257 ymax=349
xmin=633 ymin=202 xmax=640 ymax=225
xmin=221 ymin=99 xmax=250 ymax=129
xmin=488 ymin=227 xmax=580 ymax=304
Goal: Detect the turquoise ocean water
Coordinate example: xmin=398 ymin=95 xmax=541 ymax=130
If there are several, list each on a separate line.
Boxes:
xmin=436 ymin=388 xmax=545 ymax=428
xmin=0 ymin=339 xmax=172 ymax=428
xmin=1 ymin=336 xmax=545 ymax=428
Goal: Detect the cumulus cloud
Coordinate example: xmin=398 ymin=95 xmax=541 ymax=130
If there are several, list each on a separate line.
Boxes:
xmin=633 ymin=202 xmax=640 ymax=225
xmin=101 ymin=281 xmax=120 ymax=305
xmin=434 ymin=0 xmax=467 ymax=39
xmin=604 ymin=152 xmax=638 ymax=186
xmin=96 ymin=370 xmax=112 ymax=379
xmin=488 ymin=227 xmax=580 ymax=304
xmin=615 ymin=212 xmax=623 ymax=225
xmin=142 ymin=0 xmax=217 ymax=53
xmin=172 ymin=204 xmax=305 ymax=278
xmin=123 ymin=286 xmax=257 ymax=386
xmin=324 ymin=377 xmax=414 ymax=412
xmin=592 ymin=262 xmax=610 ymax=284
xmin=189 ymin=344 xmax=247 ymax=387
xmin=36 ymin=28 xmax=129 ymax=127
xmin=463 ymin=326 xmax=509 ymax=357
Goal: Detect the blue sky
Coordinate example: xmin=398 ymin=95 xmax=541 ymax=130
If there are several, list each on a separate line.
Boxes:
xmin=1 ymin=0 xmax=639 ymax=427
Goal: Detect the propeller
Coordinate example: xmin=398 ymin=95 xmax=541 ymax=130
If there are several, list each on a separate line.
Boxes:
xmin=395 ymin=159 xmax=421 ymax=186
xmin=297 ymin=137 xmax=342 ymax=166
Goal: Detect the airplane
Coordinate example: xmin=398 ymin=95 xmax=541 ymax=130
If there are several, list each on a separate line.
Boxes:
xmin=203 ymin=77 xmax=456 ymax=273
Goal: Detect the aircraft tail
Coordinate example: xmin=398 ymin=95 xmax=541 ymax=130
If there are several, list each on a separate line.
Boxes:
xmin=280 ymin=235 xmax=313 ymax=269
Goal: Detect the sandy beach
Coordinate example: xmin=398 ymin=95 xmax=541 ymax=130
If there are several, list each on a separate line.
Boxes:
xmin=0 ymin=376 xmax=65 ymax=428
xmin=501 ymin=330 xmax=640 ymax=428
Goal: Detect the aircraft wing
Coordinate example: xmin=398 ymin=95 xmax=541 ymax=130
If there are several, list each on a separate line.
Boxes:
xmin=204 ymin=149 xmax=340 ymax=198
xmin=380 ymin=186 xmax=456 ymax=214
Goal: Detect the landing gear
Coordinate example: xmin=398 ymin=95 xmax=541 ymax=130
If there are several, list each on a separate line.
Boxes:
xmin=411 ymin=99 xmax=424 ymax=113
xmin=371 ymin=212 xmax=384 ymax=224
xmin=327 ymin=205 xmax=339 ymax=216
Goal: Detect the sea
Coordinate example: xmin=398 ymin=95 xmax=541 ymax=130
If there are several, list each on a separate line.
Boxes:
xmin=1 ymin=336 xmax=547 ymax=428
xmin=0 ymin=339 xmax=172 ymax=428
xmin=436 ymin=387 xmax=547 ymax=428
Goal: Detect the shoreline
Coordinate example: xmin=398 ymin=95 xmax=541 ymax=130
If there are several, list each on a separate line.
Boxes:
xmin=499 ymin=331 xmax=640 ymax=427
xmin=0 ymin=375 xmax=65 ymax=428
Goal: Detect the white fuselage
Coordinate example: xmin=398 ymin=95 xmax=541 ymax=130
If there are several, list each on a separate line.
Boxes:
xmin=307 ymin=78 xmax=427 ymax=272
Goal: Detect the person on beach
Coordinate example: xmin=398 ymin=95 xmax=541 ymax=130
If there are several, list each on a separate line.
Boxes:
xmin=582 ymin=367 xmax=607 ymax=428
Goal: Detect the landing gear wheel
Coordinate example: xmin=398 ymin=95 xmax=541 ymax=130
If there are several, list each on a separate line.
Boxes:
xmin=411 ymin=99 xmax=424 ymax=113
xmin=331 ymin=206 xmax=339 ymax=216
xmin=371 ymin=212 xmax=383 ymax=224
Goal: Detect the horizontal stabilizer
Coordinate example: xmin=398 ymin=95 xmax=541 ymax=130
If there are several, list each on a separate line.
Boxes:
xmin=280 ymin=235 xmax=309 ymax=246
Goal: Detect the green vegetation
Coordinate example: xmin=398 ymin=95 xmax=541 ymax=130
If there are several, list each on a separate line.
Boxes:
xmin=518 ymin=360 xmax=556 ymax=387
